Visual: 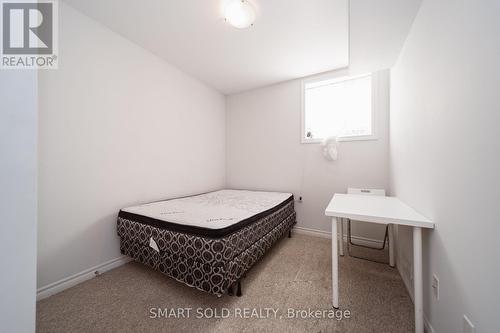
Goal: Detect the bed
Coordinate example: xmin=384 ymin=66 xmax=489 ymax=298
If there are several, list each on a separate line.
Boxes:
xmin=117 ymin=189 xmax=296 ymax=296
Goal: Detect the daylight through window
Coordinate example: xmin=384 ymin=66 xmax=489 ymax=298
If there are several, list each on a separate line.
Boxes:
xmin=302 ymin=74 xmax=373 ymax=142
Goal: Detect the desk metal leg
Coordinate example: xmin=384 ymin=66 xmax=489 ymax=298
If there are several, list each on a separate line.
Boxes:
xmin=413 ymin=226 xmax=423 ymax=333
xmin=338 ymin=218 xmax=344 ymax=256
xmin=388 ymin=224 xmax=395 ymax=267
xmin=332 ymin=217 xmax=339 ymax=308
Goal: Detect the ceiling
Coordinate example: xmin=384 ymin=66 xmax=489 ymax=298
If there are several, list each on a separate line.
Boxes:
xmin=63 ymin=0 xmax=349 ymax=95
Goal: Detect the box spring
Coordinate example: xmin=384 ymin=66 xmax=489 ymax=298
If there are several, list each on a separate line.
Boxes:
xmin=117 ymin=200 xmax=295 ymax=295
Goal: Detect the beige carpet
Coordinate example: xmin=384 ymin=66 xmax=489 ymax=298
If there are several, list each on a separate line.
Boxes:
xmin=36 ymin=234 xmax=414 ymax=333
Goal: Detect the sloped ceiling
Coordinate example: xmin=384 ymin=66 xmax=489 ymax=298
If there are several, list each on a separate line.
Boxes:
xmin=349 ymin=0 xmax=423 ymax=75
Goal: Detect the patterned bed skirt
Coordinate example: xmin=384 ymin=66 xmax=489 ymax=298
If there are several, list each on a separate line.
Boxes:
xmin=118 ymin=209 xmax=296 ymax=296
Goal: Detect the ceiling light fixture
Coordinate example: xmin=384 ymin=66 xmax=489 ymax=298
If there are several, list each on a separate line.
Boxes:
xmin=224 ymin=0 xmax=256 ymax=29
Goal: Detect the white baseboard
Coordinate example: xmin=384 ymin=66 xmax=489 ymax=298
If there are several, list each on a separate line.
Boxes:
xmin=400 ymin=278 xmax=434 ymax=333
xmin=397 ymin=252 xmax=433 ymax=332
xmin=293 ymin=225 xmax=384 ymax=247
xmin=293 ymin=226 xmax=332 ymax=239
xmin=37 ymin=255 xmax=132 ymax=301
xmin=424 ymin=314 xmax=435 ymax=333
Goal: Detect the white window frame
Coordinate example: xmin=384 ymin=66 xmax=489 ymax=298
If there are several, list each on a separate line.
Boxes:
xmin=300 ymin=72 xmax=379 ymax=144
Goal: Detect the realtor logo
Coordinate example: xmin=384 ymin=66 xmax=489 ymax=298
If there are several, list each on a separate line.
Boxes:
xmin=1 ymin=0 xmax=58 ymax=69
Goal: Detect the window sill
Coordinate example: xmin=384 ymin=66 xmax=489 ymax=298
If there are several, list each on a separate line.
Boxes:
xmin=301 ymin=135 xmax=378 ymax=144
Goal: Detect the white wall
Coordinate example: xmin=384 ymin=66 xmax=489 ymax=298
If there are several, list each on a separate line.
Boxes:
xmin=0 ymin=71 xmax=38 ymax=332
xmin=226 ymin=69 xmax=390 ymax=239
xmin=390 ymin=0 xmax=500 ymax=332
xmin=37 ymin=2 xmax=226 ymax=290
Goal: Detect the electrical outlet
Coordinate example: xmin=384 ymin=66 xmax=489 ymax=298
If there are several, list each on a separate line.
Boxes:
xmin=463 ymin=315 xmax=475 ymax=333
xmin=432 ymin=274 xmax=439 ymax=300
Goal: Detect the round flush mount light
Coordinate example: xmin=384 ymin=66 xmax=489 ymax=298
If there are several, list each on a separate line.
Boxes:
xmin=224 ymin=0 xmax=256 ymax=29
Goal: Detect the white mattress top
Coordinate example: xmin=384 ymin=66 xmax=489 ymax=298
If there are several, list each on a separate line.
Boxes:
xmin=121 ymin=189 xmax=292 ymax=229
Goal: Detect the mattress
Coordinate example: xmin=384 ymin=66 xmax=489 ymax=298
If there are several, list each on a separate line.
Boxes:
xmin=119 ymin=189 xmax=293 ymax=238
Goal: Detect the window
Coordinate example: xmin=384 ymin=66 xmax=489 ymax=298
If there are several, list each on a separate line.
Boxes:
xmin=301 ymin=73 xmax=375 ymax=143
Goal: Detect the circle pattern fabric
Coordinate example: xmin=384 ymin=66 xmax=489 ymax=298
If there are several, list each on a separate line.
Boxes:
xmin=118 ymin=204 xmax=296 ymax=296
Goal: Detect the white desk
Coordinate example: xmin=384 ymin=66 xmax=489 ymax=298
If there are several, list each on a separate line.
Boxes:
xmin=325 ymin=194 xmax=434 ymax=333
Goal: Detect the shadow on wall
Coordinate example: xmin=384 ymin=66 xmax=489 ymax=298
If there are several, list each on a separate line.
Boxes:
xmin=397 ymin=219 xmax=470 ymax=333
xmin=37 ymin=212 xmax=122 ymax=290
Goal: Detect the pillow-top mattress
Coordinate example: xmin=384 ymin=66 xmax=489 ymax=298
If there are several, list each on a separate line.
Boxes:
xmin=119 ymin=189 xmax=293 ymax=238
